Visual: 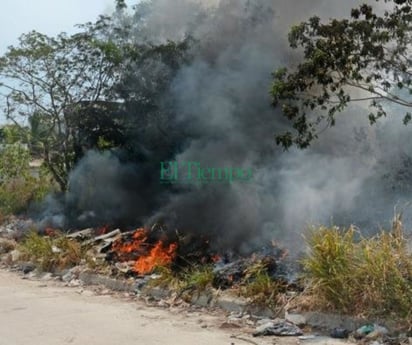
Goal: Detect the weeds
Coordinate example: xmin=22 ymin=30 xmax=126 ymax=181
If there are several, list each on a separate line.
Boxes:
xmin=0 ymin=238 xmax=16 ymax=254
xmin=0 ymin=145 xmax=54 ymax=218
xmin=19 ymin=231 xmax=86 ymax=271
xmin=149 ymin=259 xmax=288 ymax=311
xmin=149 ymin=265 xmax=215 ymax=294
xmin=302 ymin=220 xmax=412 ymax=320
xmin=238 ymin=260 xmax=287 ymax=311
xmin=180 ymin=265 xmax=215 ymax=291
xmin=148 ymin=266 xmax=185 ymax=290
xmin=302 ymin=225 xmax=357 ymax=310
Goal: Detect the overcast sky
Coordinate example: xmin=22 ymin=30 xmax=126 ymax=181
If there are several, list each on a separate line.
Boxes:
xmin=0 ymin=0 xmax=136 ymax=54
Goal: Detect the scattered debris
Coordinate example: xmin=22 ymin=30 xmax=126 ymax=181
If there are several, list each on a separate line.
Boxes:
xmin=355 ymin=324 xmax=388 ymax=340
xmin=252 ymin=319 xmax=303 ymax=337
xmin=20 ymin=262 xmax=36 ymax=274
xmin=330 ymin=327 xmax=349 ymax=339
xmin=83 ymin=229 xmax=121 ymax=247
xmin=0 ymin=217 xmax=32 ymax=239
xmin=356 ymin=324 xmax=375 ymax=336
xmin=365 ymin=325 xmax=389 ymax=340
xmin=66 ymin=228 xmax=94 ymax=240
xmin=0 ymin=219 xmax=407 ymax=343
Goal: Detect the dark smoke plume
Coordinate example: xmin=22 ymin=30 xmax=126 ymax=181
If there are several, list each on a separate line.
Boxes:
xmin=39 ymin=0 xmax=412 ymax=253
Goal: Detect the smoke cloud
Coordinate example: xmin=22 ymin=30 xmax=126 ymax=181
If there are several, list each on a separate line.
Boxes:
xmin=39 ymin=0 xmax=412 ymax=253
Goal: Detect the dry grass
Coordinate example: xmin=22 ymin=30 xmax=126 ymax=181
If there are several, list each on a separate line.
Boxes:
xmin=19 ymin=231 xmax=87 ymax=272
xmin=0 ymin=238 xmax=16 ymax=254
xmin=301 ymin=217 xmax=412 ymax=321
xmin=237 ymin=260 xmax=287 ymax=312
xmin=150 ymin=260 xmax=288 ymax=311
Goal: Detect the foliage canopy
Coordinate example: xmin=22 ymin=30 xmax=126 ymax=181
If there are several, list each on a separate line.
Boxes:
xmin=272 ymin=0 xmax=412 ymax=148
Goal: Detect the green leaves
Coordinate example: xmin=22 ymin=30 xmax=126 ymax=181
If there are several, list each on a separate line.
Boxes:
xmin=272 ymin=0 xmax=412 ymax=149
xmin=0 ymin=16 xmax=130 ymax=190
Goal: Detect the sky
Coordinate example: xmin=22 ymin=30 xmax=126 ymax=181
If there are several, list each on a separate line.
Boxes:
xmin=0 ymin=0 xmax=136 ymax=123
xmin=0 ymin=0 xmax=136 ymax=54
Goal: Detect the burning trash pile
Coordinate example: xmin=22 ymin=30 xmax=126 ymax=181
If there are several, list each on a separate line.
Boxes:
xmin=0 ymin=219 xmax=298 ymax=297
xmin=110 ymin=228 xmax=178 ymax=275
xmin=89 ymin=224 xmax=296 ymax=292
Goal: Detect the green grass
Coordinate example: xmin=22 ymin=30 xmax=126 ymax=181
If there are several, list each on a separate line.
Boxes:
xmin=148 ymin=266 xmax=185 ymax=290
xmin=180 ymin=265 xmax=215 ymax=291
xmin=149 ymin=265 xmax=215 ymax=294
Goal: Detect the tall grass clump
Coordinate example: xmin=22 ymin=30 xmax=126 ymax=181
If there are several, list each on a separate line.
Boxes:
xmin=19 ymin=231 xmax=85 ymax=271
xmin=302 ymin=219 xmax=412 ymax=320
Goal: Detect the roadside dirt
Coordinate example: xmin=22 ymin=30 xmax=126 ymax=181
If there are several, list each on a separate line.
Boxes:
xmin=0 ymin=269 xmax=279 ymax=345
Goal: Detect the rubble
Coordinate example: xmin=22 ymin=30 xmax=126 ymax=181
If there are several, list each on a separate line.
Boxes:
xmin=83 ymin=229 xmax=121 ymax=247
xmin=0 ymin=217 xmax=31 ymax=239
xmin=20 ymin=262 xmax=36 ymax=274
xmin=66 ymin=228 xmax=94 ymax=239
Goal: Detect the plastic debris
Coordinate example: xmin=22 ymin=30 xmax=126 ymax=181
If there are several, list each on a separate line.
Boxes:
xmin=330 ymin=327 xmax=349 ymax=339
xmin=356 ymin=324 xmax=375 ymax=337
xmin=366 ymin=325 xmax=389 ymax=340
xmin=253 ymin=319 xmax=303 ymax=337
xmin=355 ymin=324 xmax=388 ymax=339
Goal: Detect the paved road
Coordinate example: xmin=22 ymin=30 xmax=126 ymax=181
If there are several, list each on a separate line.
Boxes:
xmin=0 ymin=269 xmax=255 ymax=345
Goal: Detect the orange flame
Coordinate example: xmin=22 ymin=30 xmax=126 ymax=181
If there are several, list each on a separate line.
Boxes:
xmin=112 ymin=228 xmax=177 ymax=274
xmin=134 ymin=241 xmax=178 ymax=274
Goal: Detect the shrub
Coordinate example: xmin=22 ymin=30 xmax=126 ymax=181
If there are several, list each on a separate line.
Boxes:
xmin=0 ymin=145 xmax=53 ymax=218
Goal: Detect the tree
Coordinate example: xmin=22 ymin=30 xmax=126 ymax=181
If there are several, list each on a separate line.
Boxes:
xmin=271 ymin=0 xmax=412 ymax=149
xmin=0 ymin=0 xmax=194 ymax=190
xmin=0 ymin=124 xmax=30 ymax=145
xmin=0 ymin=18 xmax=123 ymax=190
xmin=117 ymin=38 xmax=194 ymax=163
